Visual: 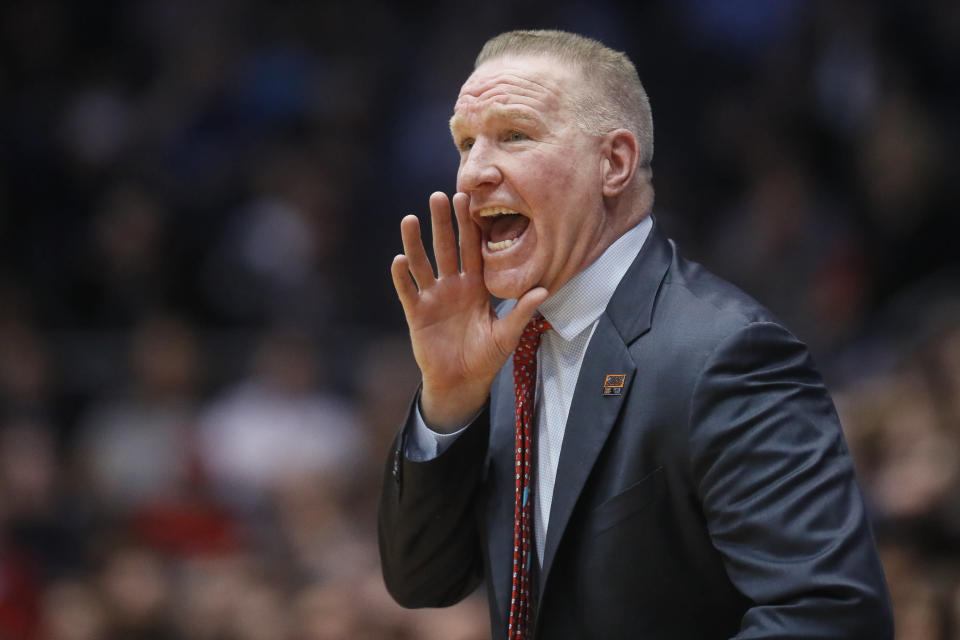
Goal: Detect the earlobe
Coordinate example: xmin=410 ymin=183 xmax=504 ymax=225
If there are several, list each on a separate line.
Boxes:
xmin=602 ymin=129 xmax=640 ymax=197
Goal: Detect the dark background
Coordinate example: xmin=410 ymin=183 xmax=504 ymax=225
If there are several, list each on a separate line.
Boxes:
xmin=1 ymin=1 xmax=958 ymax=638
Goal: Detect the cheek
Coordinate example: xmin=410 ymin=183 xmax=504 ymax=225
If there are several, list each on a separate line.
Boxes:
xmin=524 ymin=162 xmax=575 ymax=206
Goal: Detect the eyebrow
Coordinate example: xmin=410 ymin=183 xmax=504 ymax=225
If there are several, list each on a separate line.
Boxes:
xmin=449 ymin=105 xmax=542 ymax=138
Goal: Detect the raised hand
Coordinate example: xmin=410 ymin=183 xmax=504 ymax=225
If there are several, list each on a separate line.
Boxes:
xmin=391 ymin=192 xmax=547 ymax=432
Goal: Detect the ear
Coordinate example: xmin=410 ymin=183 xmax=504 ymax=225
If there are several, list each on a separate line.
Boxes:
xmin=600 ymin=129 xmax=640 ymax=197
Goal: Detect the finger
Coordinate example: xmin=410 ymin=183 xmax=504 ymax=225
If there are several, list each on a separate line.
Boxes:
xmin=390 ymin=254 xmax=419 ymax=311
xmin=400 ymin=214 xmax=436 ymax=289
xmin=493 ymin=286 xmax=549 ymax=354
xmin=430 ymin=192 xmax=458 ymax=278
xmin=452 ymin=192 xmax=482 ymax=274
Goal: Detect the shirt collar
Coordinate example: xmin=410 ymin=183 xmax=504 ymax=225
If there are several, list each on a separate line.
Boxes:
xmin=538 ymin=215 xmax=652 ymax=341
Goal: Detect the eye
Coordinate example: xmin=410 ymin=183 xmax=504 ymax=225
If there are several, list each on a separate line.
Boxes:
xmin=507 ymin=131 xmax=528 ymax=142
xmin=458 ymin=138 xmax=475 ymax=152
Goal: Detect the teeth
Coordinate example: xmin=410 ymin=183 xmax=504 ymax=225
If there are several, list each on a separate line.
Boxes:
xmin=479 ymin=206 xmax=520 ymax=217
xmin=487 ymin=238 xmax=516 ymax=251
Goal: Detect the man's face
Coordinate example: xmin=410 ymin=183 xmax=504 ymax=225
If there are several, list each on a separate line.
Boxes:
xmin=450 ymin=55 xmax=610 ymax=299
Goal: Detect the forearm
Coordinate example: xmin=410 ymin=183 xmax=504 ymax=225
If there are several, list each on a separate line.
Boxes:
xmin=378 ymin=397 xmax=491 ymax=608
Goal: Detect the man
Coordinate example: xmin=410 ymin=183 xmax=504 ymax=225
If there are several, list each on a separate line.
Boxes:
xmin=379 ymin=30 xmax=892 ymax=639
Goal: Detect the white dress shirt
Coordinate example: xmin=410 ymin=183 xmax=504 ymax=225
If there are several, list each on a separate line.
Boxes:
xmin=407 ymin=215 xmax=652 ymax=563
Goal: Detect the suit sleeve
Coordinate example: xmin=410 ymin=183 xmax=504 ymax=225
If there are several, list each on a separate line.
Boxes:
xmin=687 ymin=321 xmax=893 ymax=639
xmin=378 ymin=394 xmax=490 ymax=608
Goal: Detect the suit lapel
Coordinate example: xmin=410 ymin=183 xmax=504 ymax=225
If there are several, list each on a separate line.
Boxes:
xmin=538 ymin=315 xmax=635 ymax=586
xmin=538 ymin=220 xmax=673 ymax=597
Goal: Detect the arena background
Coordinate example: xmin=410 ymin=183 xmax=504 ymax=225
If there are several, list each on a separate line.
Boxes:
xmin=0 ymin=1 xmax=958 ymax=638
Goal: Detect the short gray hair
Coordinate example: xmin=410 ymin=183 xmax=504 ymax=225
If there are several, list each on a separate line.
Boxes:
xmin=476 ymin=30 xmax=654 ymax=168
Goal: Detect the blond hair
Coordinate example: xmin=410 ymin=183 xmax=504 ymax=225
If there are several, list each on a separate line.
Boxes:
xmin=476 ymin=29 xmax=654 ymax=168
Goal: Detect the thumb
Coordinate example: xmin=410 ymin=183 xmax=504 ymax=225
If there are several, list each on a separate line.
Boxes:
xmin=493 ymin=287 xmax=549 ymax=355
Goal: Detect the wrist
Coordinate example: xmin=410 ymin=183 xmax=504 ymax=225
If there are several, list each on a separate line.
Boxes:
xmin=420 ymin=381 xmax=490 ymax=433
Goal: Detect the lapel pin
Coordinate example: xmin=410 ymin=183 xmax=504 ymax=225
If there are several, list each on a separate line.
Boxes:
xmin=602 ymin=374 xmax=626 ymax=396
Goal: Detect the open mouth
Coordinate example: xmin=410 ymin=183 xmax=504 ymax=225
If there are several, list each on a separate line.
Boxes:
xmin=478 ymin=206 xmax=530 ymax=252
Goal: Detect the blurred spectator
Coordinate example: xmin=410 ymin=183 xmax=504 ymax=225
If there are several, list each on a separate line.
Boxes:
xmin=708 ymin=158 xmax=871 ymax=351
xmin=0 ymin=319 xmax=54 ymax=418
xmin=0 ymin=416 xmax=81 ymax=580
xmin=39 ymin=578 xmax=107 ymax=640
xmin=171 ymin=554 xmax=249 ymax=640
xmin=95 ymin=542 xmax=176 ymax=640
xmin=59 ymin=87 xmax=133 ymax=171
xmin=70 ymin=183 xmax=170 ymax=328
xmin=200 ymin=146 xmax=342 ymax=328
xmin=77 ymin=314 xmax=200 ymax=512
xmin=272 ymin=470 xmax=376 ymax=582
xmin=198 ymin=329 xmax=363 ymax=509
xmin=0 ymin=420 xmax=59 ymax=524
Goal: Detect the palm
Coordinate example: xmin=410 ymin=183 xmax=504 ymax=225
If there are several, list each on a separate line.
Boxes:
xmin=406 ymin=267 xmax=496 ymax=383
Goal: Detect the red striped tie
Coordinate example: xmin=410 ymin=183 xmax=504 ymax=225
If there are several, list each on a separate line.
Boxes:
xmin=508 ymin=313 xmax=551 ymax=640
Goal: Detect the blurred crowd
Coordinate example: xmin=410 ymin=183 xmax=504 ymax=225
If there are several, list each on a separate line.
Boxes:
xmin=0 ymin=0 xmax=958 ymax=638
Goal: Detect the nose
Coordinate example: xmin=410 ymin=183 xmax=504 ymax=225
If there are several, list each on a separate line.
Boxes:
xmin=456 ymin=138 xmax=502 ymax=193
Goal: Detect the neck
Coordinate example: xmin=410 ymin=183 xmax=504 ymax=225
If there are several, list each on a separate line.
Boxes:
xmin=607 ymin=177 xmax=654 ymax=237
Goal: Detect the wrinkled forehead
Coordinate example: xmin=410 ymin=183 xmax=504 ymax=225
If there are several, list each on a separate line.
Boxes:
xmin=453 ymin=55 xmax=579 ymax=117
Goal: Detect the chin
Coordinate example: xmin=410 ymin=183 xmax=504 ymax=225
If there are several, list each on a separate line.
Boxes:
xmin=483 ymin=269 xmax=534 ymax=301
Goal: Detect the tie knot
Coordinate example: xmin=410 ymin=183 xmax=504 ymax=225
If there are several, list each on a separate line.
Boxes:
xmin=523 ymin=313 xmax=551 ymax=340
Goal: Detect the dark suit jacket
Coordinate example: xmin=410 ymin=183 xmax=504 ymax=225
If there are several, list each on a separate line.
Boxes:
xmin=379 ymin=220 xmax=893 ymax=639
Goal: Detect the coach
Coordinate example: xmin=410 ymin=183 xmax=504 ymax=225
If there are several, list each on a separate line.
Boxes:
xmin=379 ymin=29 xmax=893 ymax=639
